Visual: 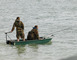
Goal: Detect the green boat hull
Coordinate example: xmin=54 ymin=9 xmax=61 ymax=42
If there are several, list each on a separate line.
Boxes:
xmin=6 ymin=38 xmax=52 ymax=45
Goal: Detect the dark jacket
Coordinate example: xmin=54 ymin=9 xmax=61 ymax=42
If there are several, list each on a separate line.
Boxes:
xmin=11 ymin=21 xmax=24 ymax=32
xmin=27 ymin=27 xmax=39 ymax=40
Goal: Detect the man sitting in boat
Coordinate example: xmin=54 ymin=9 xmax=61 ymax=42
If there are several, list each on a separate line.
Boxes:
xmin=10 ymin=17 xmax=25 ymax=42
xmin=27 ymin=25 xmax=39 ymax=40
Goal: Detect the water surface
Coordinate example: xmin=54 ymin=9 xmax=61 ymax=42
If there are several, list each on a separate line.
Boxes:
xmin=0 ymin=0 xmax=77 ymax=60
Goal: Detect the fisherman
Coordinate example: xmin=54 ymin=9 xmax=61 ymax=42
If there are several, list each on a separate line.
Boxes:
xmin=11 ymin=17 xmax=25 ymax=41
xmin=27 ymin=25 xmax=39 ymax=40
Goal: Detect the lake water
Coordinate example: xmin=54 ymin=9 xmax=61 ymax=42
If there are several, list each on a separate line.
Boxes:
xmin=0 ymin=0 xmax=77 ymax=60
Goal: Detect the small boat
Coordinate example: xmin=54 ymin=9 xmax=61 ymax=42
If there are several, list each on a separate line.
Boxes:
xmin=5 ymin=33 xmax=52 ymax=45
xmin=6 ymin=38 xmax=52 ymax=45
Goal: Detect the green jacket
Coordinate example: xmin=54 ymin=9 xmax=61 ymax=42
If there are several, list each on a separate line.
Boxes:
xmin=11 ymin=21 xmax=24 ymax=32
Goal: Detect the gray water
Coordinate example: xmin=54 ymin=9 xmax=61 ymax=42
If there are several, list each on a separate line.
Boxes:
xmin=0 ymin=0 xmax=77 ymax=60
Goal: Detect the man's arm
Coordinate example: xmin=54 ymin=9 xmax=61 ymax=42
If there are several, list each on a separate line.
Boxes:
xmin=21 ymin=21 xmax=24 ymax=30
xmin=11 ymin=23 xmax=15 ymax=32
xmin=35 ymin=30 xmax=39 ymax=39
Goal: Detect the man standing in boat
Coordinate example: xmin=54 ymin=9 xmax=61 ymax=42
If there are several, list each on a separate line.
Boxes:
xmin=10 ymin=17 xmax=25 ymax=41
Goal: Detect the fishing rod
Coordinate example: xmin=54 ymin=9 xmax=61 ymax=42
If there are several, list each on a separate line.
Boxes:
xmin=48 ymin=27 xmax=72 ymax=37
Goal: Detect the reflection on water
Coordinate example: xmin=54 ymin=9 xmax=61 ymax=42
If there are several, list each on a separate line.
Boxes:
xmin=16 ymin=45 xmax=26 ymax=54
xmin=15 ymin=44 xmax=39 ymax=55
xmin=28 ymin=44 xmax=39 ymax=49
xmin=15 ymin=41 xmax=52 ymax=55
xmin=41 ymin=41 xmax=52 ymax=45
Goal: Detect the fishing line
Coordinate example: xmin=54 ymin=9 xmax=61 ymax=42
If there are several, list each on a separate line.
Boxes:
xmin=48 ymin=27 xmax=72 ymax=37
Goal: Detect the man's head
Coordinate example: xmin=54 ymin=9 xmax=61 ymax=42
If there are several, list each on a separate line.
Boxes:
xmin=16 ymin=17 xmax=20 ymax=21
xmin=35 ymin=25 xmax=38 ymax=29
